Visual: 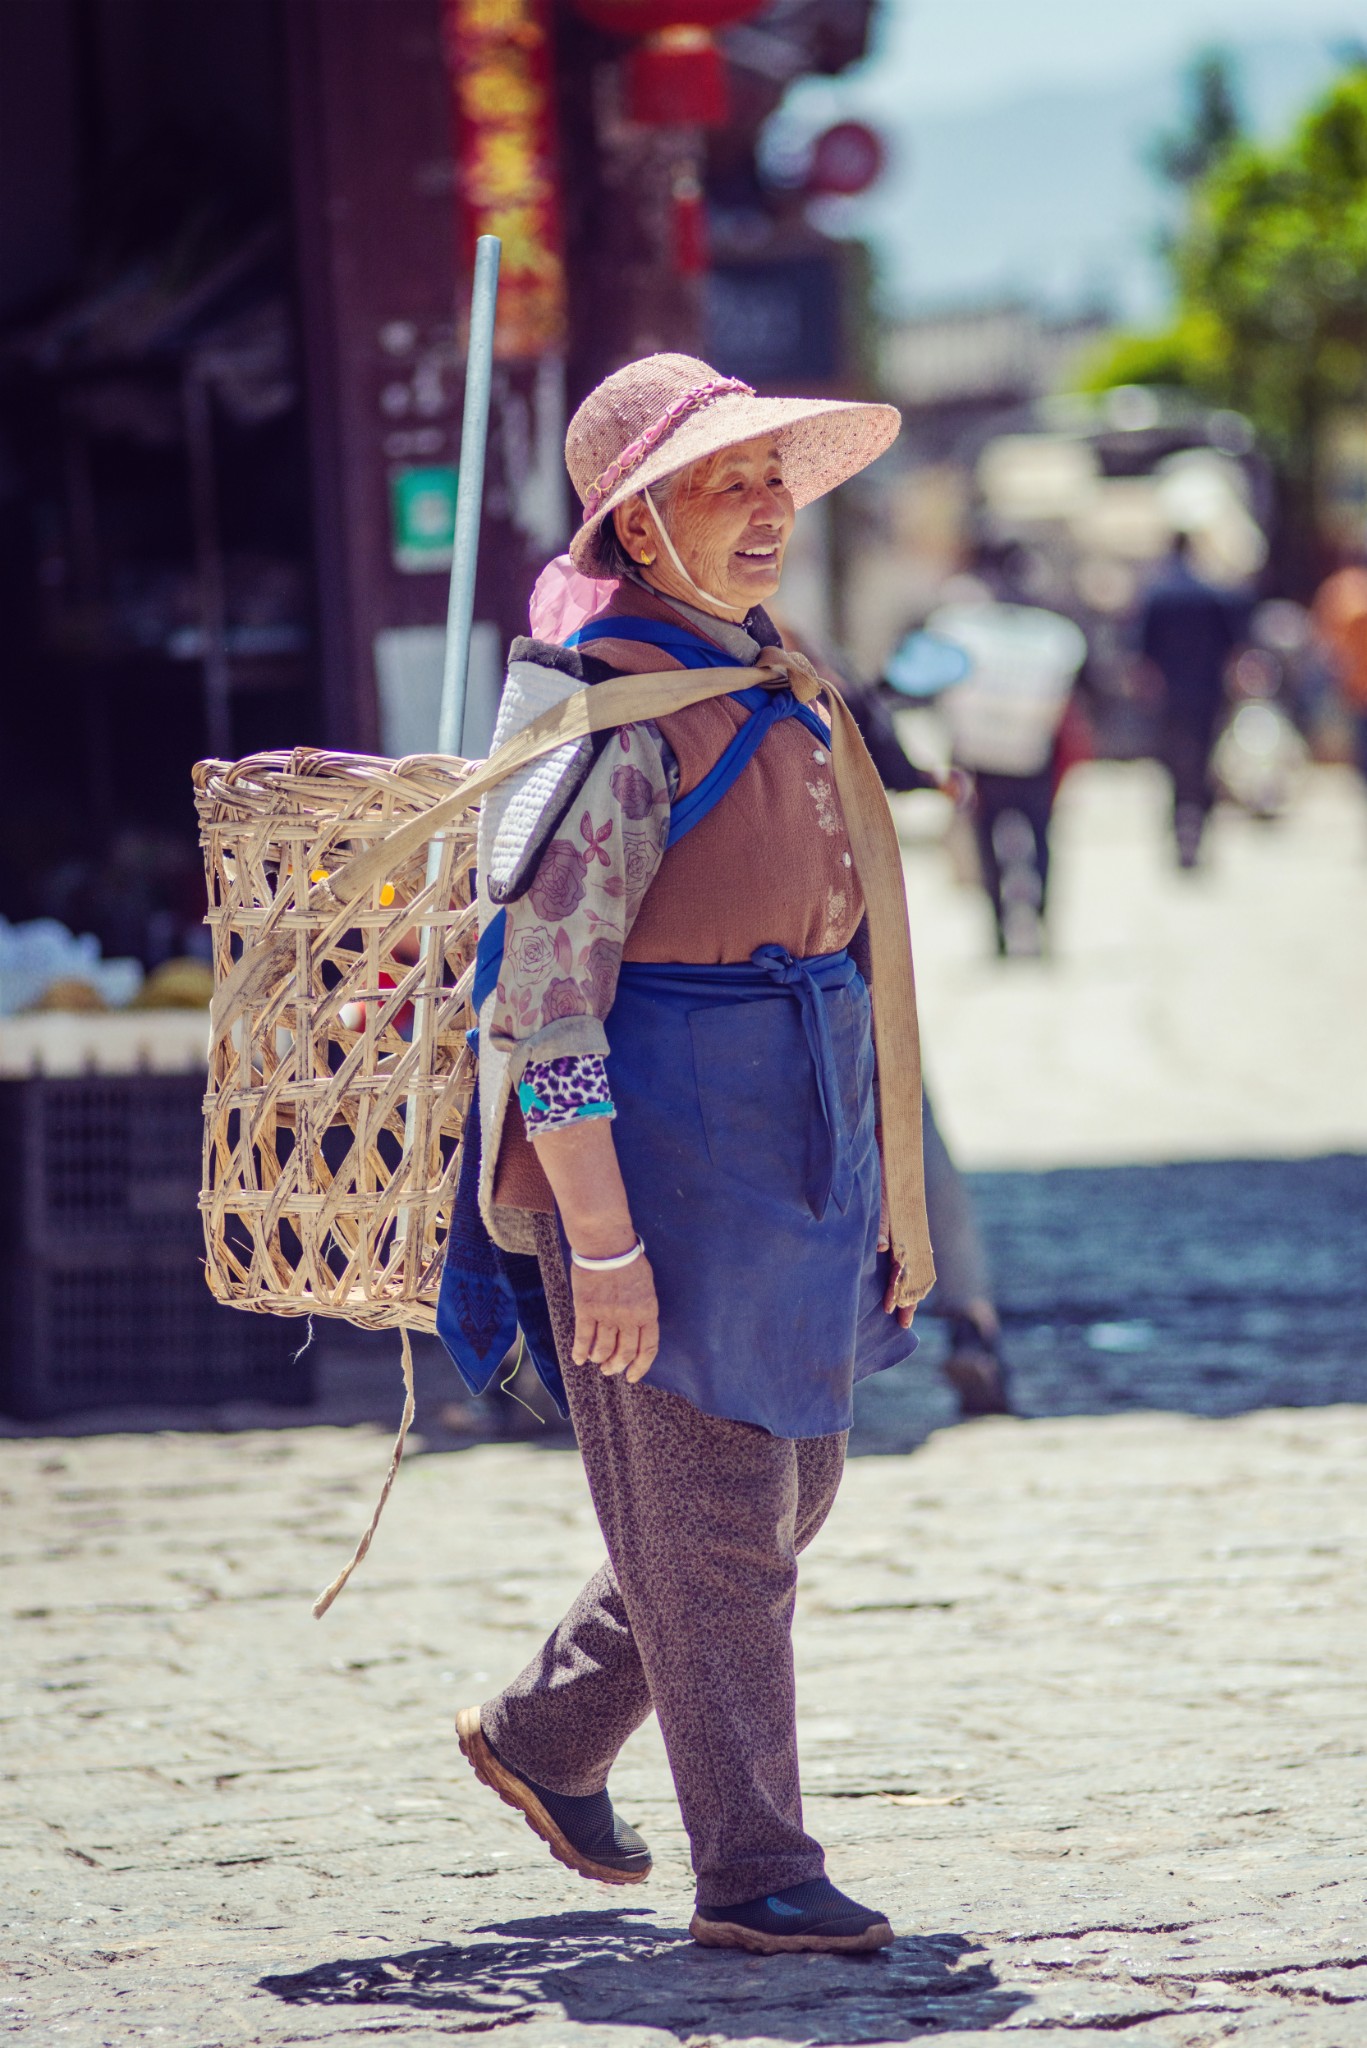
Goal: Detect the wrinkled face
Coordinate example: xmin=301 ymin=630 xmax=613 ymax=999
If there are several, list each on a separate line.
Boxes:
xmin=615 ymin=435 xmax=796 ymax=615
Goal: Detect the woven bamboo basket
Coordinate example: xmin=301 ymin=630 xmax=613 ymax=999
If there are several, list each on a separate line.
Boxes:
xmin=193 ymin=747 xmax=479 ymax=1335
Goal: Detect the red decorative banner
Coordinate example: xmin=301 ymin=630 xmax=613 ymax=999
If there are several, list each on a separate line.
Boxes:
xmin=444 ymin=0 xmax=567 ymax=359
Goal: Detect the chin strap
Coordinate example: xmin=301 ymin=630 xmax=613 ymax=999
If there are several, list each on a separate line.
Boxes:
xmin=642 ymin=486 xmax=744 ymax=617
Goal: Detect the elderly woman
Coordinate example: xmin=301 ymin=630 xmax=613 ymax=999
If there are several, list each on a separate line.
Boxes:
xmin=439 ymin=353 xmax=934 ymax=1955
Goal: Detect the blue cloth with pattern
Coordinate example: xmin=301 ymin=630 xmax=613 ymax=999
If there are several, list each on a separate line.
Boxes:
xmin=436 ymin=1068 xmax=566 ymax=1414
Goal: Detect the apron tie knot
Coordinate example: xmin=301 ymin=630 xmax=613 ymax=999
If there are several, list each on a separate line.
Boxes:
xmin=750 ymin=944 xmax=854 ymax=1219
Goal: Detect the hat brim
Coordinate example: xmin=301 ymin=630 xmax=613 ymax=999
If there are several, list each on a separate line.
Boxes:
xmin=568 ymin=392 xmax=901 ymax=574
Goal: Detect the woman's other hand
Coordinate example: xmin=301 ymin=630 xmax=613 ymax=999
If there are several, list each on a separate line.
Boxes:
xmin=529 ymin=1115 xmax=660 ymax=1382
xmin=877 ymin=1170 xmax=916 ymax=1330
xmin=570 ymin=1250 xmax=660 ymax=1382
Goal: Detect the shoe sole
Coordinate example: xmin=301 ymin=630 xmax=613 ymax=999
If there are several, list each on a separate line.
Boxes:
xmin=455 ymin=1706 xmax=650 ymax=1887
xmin=688 ymin=1911 xmax=894 ymax=1955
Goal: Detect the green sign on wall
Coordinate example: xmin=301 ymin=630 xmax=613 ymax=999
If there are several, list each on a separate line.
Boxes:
xmin=390 ymin=466 xmax=458 ymax=573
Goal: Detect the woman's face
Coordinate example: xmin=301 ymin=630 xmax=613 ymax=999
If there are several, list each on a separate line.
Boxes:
xmin=616 ymin=436 xmax=796 ymax=616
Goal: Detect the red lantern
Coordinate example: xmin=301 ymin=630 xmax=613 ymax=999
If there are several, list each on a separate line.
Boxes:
xmin=569 ymin=1 xmax=765 ymax=132
xmin=571 ymin=1 xmax=762 ymax=30
xmin=628 ymin=25 xmax=728 ymax=126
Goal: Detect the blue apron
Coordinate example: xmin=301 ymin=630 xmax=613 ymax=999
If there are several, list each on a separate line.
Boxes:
xmin=437 ymin=618 xmax=915 ymax=1434
xmin=599 ymin=947 xmax=914 ymax=1437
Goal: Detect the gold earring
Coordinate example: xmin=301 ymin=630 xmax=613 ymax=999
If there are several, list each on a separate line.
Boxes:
xmin=639 ymin=553 xmax=655 ymax=566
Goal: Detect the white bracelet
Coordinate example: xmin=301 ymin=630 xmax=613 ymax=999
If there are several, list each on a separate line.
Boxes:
xmin=570 ymin=1236 xmax=645 ymax=1272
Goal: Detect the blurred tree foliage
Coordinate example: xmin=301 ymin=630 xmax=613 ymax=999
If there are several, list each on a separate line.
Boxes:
xmin=1082 ymin=65 xmax=1367 ymax=575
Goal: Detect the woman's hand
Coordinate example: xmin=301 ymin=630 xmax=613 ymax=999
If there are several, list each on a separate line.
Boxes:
xmin=529 ymin=1114 xmax=660 ymax=1383
xmin=570 ymin=1250 xmax=660 ymax=1382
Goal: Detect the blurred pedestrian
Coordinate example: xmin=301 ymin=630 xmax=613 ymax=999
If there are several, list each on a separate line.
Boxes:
xmin=928 ymin=587 xmax=1087 ymax=956
xmin=921 ymin=1092 xmax=1009 ymax=1416
xmin=1136 ymin=531 xmax=1245 ymax=867
xmin=1310 ymin=560 xmax=1367 ymax=788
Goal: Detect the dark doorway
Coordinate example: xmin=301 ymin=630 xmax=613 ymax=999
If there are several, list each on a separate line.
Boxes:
xmin=0 ymin=0 xmax=318 ymax=966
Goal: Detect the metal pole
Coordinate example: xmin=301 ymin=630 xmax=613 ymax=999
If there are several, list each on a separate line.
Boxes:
xmin=398 ymin=238 xmax=501 ymax=1263
xmin=437 ymin=234 xmax=501 ymax=756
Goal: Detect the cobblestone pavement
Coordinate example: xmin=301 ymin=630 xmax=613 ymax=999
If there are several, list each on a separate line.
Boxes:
xmin=859 ymin=1152 xmax=1367 ymax=1454
xmin=4 ymin=1409 xmax=1367 ymax=2047
xmin=3 ymin=766 xmax=1366 ymax=2046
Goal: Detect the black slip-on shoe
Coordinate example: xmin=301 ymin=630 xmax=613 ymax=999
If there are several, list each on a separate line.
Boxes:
xmin=455 ymin=1706 xmax=651 ymax=1886
xmin=690 ymin=1877 xmax=893 ymax=1955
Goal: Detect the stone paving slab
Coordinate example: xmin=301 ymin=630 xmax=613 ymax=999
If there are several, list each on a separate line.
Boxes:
xmin=4 ymin=1403 xmax=1366 ymax=2046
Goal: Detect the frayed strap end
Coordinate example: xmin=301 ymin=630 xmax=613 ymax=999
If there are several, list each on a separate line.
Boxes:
xmin=312 ymin=1327 xmax=417 ymax=1619
xmin=890 ymin=1237 xmax=936 ymax=1313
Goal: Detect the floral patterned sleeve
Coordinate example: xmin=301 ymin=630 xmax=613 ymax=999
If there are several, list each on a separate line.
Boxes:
xmin=489 ymin=720 xmax=673 ymax=1124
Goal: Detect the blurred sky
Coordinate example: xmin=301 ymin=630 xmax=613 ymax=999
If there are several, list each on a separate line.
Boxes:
xmin=846 ymin=0 xmax=1358 ymax=118
xmin=777 ymin=0 xmax=1360 ymax=319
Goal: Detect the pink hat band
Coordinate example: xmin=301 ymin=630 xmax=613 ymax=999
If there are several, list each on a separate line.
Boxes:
xmin=580 ymin=374 xmax=754 ymax=521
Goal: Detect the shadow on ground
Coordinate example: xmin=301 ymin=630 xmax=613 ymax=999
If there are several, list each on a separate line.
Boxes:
xmin=259 ymin=1907 xmax=1026 ymax=2041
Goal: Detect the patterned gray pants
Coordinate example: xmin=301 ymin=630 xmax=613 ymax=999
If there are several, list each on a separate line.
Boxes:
xmin=482 ymin=1237 xmax=846 ymax=1908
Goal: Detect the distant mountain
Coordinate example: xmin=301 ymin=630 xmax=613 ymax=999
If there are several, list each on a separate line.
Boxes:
xmin=807 ymin=35 xmax=1348 ymax=322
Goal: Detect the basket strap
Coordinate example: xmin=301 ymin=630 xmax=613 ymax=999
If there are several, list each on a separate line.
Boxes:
xmin=311 ymin=1326 xmax=416 ymax=1619
xmin=320 ymin=653 xmax=934 ymax=1308
xmin=325 ymin=664 xmax=766 ymax=906
xmin=204 ymin=670 xmax=753 ymax=1038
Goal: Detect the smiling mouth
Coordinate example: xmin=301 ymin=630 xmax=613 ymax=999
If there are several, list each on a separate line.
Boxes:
xmin=735 ymin=544 xmax=779 ymax=562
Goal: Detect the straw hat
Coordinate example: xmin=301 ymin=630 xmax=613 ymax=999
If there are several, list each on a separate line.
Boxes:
xmin=566 ymin=352 xmax=901 ymax=574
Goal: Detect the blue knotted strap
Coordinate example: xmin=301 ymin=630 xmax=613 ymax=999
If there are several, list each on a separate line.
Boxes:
xmin=473 ymin=907 xmax=506 ymax=1013
xmin=470 ymin=617 xmax=831 ymax=1002
xmin=565 ymin=616 xmax=739 ymax=667
xmin=666 ymin=688 xmax=796 ymax=846
xmin=565 ymin=617 xmax=832 ymax=821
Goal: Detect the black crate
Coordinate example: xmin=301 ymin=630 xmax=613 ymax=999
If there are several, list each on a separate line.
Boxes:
xmin=0 ymin=1073 xmax=204 ymax=1256
xmin=0 ymin=1248 xmax=313 ymax=1419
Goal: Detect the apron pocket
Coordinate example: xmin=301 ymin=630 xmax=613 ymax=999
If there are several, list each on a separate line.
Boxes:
xmin=688 ymin=996 xmax=818 ymax=1206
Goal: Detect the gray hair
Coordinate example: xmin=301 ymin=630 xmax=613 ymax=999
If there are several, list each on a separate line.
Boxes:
xmin=600 ymin=466 xmax=688 ymax=578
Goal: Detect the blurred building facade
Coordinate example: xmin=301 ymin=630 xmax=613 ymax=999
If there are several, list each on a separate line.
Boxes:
xmin=0 ymin=0 xmax=875 ymax=962
xmin=879 ymin=301 xmax=1111 ymax=464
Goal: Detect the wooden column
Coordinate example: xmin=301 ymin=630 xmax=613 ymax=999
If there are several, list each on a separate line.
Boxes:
xmin=286 ymin=0 xmax=465 ymax=752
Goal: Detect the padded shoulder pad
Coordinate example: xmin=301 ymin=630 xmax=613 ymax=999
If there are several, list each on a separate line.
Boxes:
xmin=479 ymin=654 xmax=600 ymax=906
xmin=507 ymin=635 xmax=585 ymax=679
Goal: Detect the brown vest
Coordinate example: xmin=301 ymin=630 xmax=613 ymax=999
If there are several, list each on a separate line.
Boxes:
xmin=627 ymin=694 xmax=864 ymax=962
xmin=491 ymin=612 xmax=864 ymax=1210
